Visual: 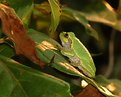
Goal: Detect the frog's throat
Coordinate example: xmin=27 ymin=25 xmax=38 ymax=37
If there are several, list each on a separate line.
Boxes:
xmin=62 ymin=38 xmax=72 ymax=49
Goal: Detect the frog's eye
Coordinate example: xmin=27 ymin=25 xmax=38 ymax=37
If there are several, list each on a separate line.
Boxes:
xmin=64 ymin=33 xmax=68 ymax=38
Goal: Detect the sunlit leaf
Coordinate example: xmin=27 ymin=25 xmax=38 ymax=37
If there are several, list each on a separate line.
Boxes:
xmin=32 ymin=2 xmax=51 ymax=31
xmin=28 ymin=29 xmax=81 ymax=77
xmin=62 ymin=0 xmax=121 ymax=32
xmin=28 ymin=29 xmax=114 ymax=97
xmin=79 ymin=1 xmax=121 ymax=31
xmin=118 ymin=0 xmax=121 ymax=15
xmin=95 ymin=75 xmax=121 ymax=97
xmin=48 ymin=0 xmax=61 ymax=35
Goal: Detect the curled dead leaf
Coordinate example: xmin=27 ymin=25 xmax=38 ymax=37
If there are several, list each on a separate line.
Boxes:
xmin=0 ymin=3 xmax=45 ymax=67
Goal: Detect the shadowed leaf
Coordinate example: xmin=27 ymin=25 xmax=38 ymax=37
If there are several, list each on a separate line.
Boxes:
xmin=0 ymin=55 xmax=72 ymax=97
xmin=62 ymin=7 xmax=99 ymax=40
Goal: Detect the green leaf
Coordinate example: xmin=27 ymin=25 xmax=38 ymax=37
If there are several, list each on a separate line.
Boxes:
xmin=0 ymin=56 xmax=28 ymax=97
xmin=119 ymin=0 xmax=121 ymax=9
xmin=82 ymin=75 xmax=115 ymax=97
xmin=0 ymin=0 xmax=33 ymax=27
xmin=28 ymin=29 xmax=114 ymax=97
xmin=0 ymin=44 xmax=15 ymax=57
xmin=118 ymin=0 xmax=121 ymax=15
xmin=32 ymin=2 xmax=51 ymax=31
xmin=62 ymin=7 xmax=99 ymax=40
xmin=95 ymin=75 xmax=121 ymax=97
xmin=48 ymin=0 xmax=61 ymax=35
xmin=28 ymin=29 xmax=81 ymax=77
xmin=0 ymin=55 xmax=73 ymax=97
xmin=77 ymin=1 xmax=121 ymax=31
xmin=61 ymin=0 xmax=121 ymax=32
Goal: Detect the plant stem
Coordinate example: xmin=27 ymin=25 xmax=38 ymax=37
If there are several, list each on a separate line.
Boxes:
xmin=105 ymin=29 xmax=116 ymax=78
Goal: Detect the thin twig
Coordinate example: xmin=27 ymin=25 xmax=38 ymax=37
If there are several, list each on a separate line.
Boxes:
xmin=105 ymin=29 xmax=116 ymax=78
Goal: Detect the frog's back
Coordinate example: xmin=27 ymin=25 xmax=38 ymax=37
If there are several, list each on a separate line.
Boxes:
xmin=70 ymin=33 xmax=96 ymax=77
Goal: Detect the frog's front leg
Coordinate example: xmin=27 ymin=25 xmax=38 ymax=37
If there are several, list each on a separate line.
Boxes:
xmin=61 ymin=49 xmax=81 ymax=67
xmin=61 ymin=49 xmax=74 ymax=57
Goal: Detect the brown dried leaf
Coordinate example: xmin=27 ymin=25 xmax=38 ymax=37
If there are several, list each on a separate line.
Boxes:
xmin=75 ymin=84 xmax=105 ymax=97
xmin=0 ymin=3 xmax=45 ymax=67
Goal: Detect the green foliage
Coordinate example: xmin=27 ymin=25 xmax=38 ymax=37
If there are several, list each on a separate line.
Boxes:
xmin=0 ymin=55 xmax=72 ymax=97
xmin=28 ymin=29 xmax=81 ymax=77
xmin=48 ymin=0 xmax=61 ymax=35
xmin=0 ymin=0 xmax=121 ymax=97
xmin=0 ymin=44 xmax=15 ymax=57
xmin=95 ymin=75 xmax=121 ymax=97
xmin=28 ymin=29 xmax=114 ymax=96
xmin=62 ymin=7 xmax=99 ymax=40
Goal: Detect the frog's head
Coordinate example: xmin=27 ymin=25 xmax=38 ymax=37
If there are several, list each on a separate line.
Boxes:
xmin=60 ymin=32 xmax=69 ymax=43
xmin=59 ymin=32 xmax=75 ymax=48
